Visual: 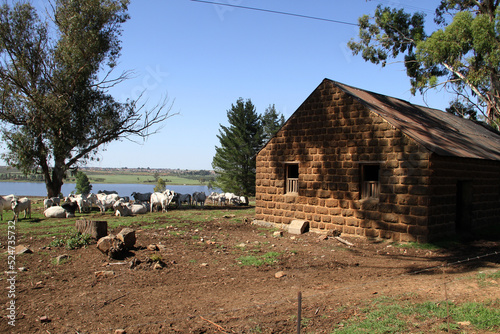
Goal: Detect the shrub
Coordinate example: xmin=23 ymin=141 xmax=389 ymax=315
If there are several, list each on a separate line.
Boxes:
xmin=49 ymin=232 xmax=92 ymax=250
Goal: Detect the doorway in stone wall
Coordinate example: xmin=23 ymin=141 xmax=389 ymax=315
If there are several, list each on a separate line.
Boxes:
xmin=456 ymin=180 xmax=473 ymax=233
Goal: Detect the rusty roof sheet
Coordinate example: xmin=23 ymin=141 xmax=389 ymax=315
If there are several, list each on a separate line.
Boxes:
xmin=330 ymin=79 xmax=500 ymax=161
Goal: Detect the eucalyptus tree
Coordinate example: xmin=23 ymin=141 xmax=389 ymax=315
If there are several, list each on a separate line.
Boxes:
xmin=0 ymin=0 xmax=172 ymax=197
xmin=348 ymin=0 xmax=500 ymax=129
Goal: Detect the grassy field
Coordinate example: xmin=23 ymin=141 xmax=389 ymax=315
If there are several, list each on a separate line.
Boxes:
xmin=83 ymin=171 xmax=206 ymax=185
xmin=0 ymin=166 xmax=214 ymax=185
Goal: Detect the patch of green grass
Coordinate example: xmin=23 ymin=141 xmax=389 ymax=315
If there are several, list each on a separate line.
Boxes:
xmin=477 ymin=269 xmax=500 ymax=281
xmin=332 ymin=296 xmax=500 ymax=333
xmin=237 ymin=251 xmax=281 ymax=267
xmin=451 ymin=300 xmax=500 ymax=330
xmin=392 ymin=237 xmax=470 ymax=250
xmin=52 ymin=256 xmax=70 ymax=265
xmin=248 ymin=325 xmax=263 ymax=333
xmin=149 ymin=254 xmax=163 ymax=262
xmin=393 ymin=241 xmax=441 ymax=250
xmin=49 ymin=232 xmax=92 ymax=250
xmin=289 ymin=315 xmax=311 ymax=328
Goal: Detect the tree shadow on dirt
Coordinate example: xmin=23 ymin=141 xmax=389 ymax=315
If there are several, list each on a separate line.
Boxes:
xmin=401 ymin=238 xmax=499 ymax=275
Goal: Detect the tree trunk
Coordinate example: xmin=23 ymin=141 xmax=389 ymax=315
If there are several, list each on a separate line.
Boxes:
xmin=45 ymin=163 xmax=66 ymax=198
xmin=488 ymin=72 xmax=500 ymax=128
xmin=75 ymin=219 xmax=108 ymax=239
xmin=46 ymin=178 xmax=64 ymax=198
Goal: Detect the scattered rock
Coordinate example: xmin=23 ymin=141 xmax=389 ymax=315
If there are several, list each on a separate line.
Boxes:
xmin=108 ymin=242 xmax=126 ymax=260
xmin=458 ymin=321 xmax=471 ymax=327
xmin=55 ymin=254 xmax=69 ymax=264
xmin=97 ymin=235 xmax=126 ymax=259
xmin=223 ymin=214 xmax=236 ymax=218
xmin=147 ymin=244 xmax=159 ymax=251
xmin=18 ymin=267 xmax=27 ymax=272
xmin=117 ymin=228 xmax=136 ymax=249
xmin=326 ymin=229 xmax=341 ymax=237
xmin=115 ymin=330 xmax=126 ymax=334
xmin=274 ymin=271 xmax=286 ymax=279
xmin=39 ymin=315 xmax=51 ymax=323
xmin=157 ymin=244 xmax=168 ymax=251
xmin=317 ymin=234 xmax=328 ymax=241
xmin=15 ymin=245 xmax=32 ymax=255
xmin=94 ymin=270 xmax=115 ymax=277
xmin=288 ymin=220 xmax=309 ymax=235
xmin=97 ymin=235 xmax=115 ymax=254
xmin=153 ymin=262 xmax=163 ymax=270
xmin=273 ymin=231 xmax=283 ymax=237
xmin=200 ymin=263 xmax=209 ymax=267
xmin=237 ymin=243 xmax=246 ymax=248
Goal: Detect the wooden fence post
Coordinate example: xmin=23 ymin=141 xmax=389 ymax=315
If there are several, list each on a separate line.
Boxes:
xmin=297 ymin=291 xmax=302 ymax=334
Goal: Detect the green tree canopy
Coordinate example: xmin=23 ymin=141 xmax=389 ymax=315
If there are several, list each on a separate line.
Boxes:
xmin=0 ymin=0 xmax=172 ymax=198
xmin=75 ymin=171 xmax=92 ymax=195
xmin=348 ymin=0 xmax=500 ymax=129
xmin=154 ymin=177 xmax=166 ymax=193
xmin=261 ymin=104 xmax=285 ymax=142
xmin=212 ymin=98 xmax=263 ymax=196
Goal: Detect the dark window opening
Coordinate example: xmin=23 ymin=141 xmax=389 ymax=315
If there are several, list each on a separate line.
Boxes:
xmin=361 ymin=164 xmax=380 ymax=199
xmin=286 ymin=164 xmax=299 ymax=194
xmin=456 ymin=180 xmax=473 ymax=233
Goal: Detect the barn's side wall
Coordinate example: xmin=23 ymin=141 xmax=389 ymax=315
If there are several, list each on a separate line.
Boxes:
xmin=428 ymin=155 xmax=500 ymax=238
xmin=255 ymin=80 xmax=433 ymax=242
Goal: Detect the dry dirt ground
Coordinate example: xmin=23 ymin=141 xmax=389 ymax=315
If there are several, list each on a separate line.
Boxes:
xmin=1 ymin=205 xmax=499 ymax=334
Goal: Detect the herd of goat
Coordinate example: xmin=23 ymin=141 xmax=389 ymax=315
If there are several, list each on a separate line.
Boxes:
xmin=0 ymin=190 xmax=249 ymax=220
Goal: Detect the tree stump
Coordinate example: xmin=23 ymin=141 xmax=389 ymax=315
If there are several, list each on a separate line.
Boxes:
xmin=75 ymin=219 xmax=107 ymax=239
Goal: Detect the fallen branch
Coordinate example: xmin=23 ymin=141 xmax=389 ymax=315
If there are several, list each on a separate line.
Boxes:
xmin=334 ymin=236 xmax=354 ymax=247
xmin=107 ymin=262 xmax=128 ymax=265
xmin=200 ymin=316 xmax=230 ymax=333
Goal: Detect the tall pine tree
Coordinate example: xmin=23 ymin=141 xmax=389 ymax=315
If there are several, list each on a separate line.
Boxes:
xmin=261 ymin=104 xmax=285 ymax=142
xmin=75 ymin=171 xmax=92 ymax=195
xmin=212 ymin=98 xmax=263 ymax=196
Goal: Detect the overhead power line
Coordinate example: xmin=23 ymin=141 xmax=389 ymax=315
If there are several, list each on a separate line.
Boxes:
xmin=190 ymin=0 xmax=359 ymax=27
xmin=372 ymin=0 xmax=435 ymax=14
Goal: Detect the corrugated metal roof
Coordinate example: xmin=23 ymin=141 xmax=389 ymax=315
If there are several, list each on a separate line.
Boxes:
xmin=330 ymin=79 xmax=500 ymax=161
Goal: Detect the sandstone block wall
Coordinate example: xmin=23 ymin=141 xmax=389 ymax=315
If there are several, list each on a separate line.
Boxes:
xmin=256 ymin=80 xmax=500 ymax=242
xmin=428 ymin=155 xmax=500 ymax=236
xmin=256 ymin=80 xmax=434 ymax=242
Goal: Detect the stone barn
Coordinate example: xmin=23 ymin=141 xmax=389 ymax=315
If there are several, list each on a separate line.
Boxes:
xmin=255 ymin=79 xmax=500 ymax=242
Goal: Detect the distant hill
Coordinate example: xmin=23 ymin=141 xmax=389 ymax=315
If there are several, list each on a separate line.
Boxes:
xmin=0 ymin=166 xmax=215 ymax=185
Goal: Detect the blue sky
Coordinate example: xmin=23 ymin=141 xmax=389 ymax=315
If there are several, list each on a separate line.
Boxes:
xmin=4 ymin=0 xmax=453 ymax=170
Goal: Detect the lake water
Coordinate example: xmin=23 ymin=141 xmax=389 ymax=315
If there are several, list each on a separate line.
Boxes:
xmin=0 ymin=182 xmax=218 ymax=197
